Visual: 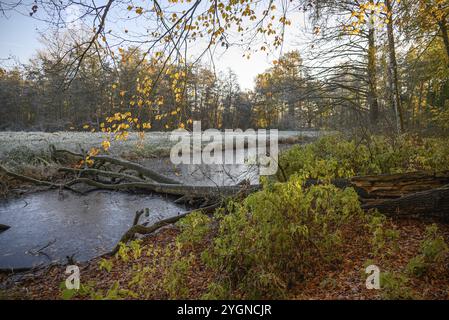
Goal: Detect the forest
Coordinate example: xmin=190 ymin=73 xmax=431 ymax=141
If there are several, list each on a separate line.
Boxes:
xmin=0 ymin=0 xmax=448 ymax=302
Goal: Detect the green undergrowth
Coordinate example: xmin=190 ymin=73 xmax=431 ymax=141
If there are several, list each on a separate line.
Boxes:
xmin=277 ymin=134 xmax=449 ymax=181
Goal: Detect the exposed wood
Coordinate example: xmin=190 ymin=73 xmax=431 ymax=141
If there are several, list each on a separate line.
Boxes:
xmin=362 ymin=184 xmax=449 ymax=220
xmin=350 ymin=171 xmax=449 ymax=198
xmin=65 ymin=177 xmax=259 ymax=198
xmin=304 ymin=171 xmax=449 ymax=200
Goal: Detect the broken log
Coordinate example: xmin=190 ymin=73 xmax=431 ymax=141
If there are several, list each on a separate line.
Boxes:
xmin=350 ymin=170 xmax=449 ymax=198
xmin=304 ymin=171 xmax=449 ymax=200
xmin=362 ymin=184 xmax=449 ymax=220
xmin=65 ymin=177 xmax=259 ymax=198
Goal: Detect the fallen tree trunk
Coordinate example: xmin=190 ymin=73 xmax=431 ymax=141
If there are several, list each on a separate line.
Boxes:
xmin=1 ymin=161 xmax=258 ymax=199
xmin=51 ymin=148 xmax=180 ymax=184
xmin=65 ymin=177 xmax=259 ymax=198
xmin=58 ymin=167 xmax=146 ymax=183
xmin=362 ymin=184 xmax=449 ymax=220
xmin=350 ymin=170 xmax=449 ymax=198
xmin=305 ymin=171 xmax=449 ymax=200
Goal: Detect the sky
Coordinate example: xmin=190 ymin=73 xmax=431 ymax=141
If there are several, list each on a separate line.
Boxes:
xmin=0 ymin=4 xmax=305 ymax=90
xmin=0 ymin=11 xmax=44 ymax=66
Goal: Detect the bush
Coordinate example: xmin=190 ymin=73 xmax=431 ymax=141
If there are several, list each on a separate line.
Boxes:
xmin=200 ymin=175 xmax=365 ymax=298
xmin=406 ymin=224 xmax=448 ymax=277
xmin=380 ymin=272 xmax=415 ymax=300
xmin=176 ymin=211 xmax=212 ymax=247
xmin=277 ymin=134 xmax=449 ymax=181
xmin=366 ymin=213 xmax=400 ymax=257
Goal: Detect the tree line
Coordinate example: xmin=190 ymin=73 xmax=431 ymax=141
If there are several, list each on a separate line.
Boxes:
xmin=0 ymin=0 xmax=448 ymax=135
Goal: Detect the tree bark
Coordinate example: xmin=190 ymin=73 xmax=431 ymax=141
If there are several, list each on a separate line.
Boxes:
xmin=385 ymin=0 xmax=404 ymax=134
xmin=66 ymin=177 xmax=259 ymax=198
xmin=438 ymin=19 xmax=449 ymax=66
xmin=350 ymin=170 xmax=449 ymax=198
xmin=367 ymin=24 xmax=379 ymax=125
xmin=362 ymin=184 xmax=449 ymax=220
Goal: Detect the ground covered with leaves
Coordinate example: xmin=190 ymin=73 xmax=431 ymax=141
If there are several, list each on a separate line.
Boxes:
xmin=1 ymin=216 xmax=448 ymax=300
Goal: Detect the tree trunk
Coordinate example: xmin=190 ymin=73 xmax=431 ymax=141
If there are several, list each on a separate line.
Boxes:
xmin=362 ymin=185 xmax=449 ymax=220
xmin=367 ymin=25 xmax=379 ymax=125
xmin=438 ymin=19 xmax=449 ymax=66
xmin=350 ymin=170 xmax=449 ymax=199
xmin=385 ymin=0 xmax=404 ymax=134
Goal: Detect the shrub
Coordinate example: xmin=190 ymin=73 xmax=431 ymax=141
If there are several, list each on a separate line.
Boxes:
xmin=380 ymin=272 xmax=415 ymax=300
xmin=406 ymin=224 xmax=448 ymax=277
xmin=201 ymin=175 xmax=365 ymax=298
xmin=277 ymin=134 xmax=449 ymax=181
xmin=68 ymin=239 xmax=194 ymax=300
xmin=366 ymin=213 xmax=400 ymax=257
xmin=176 ymin=211 xmax=212 ymax=247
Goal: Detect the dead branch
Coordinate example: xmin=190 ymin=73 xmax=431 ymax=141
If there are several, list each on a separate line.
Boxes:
xmin=58 ymin=167 xmax=146 ymax=183
xmin=52 ymin=148 xmax=180 ymax=184
xmin=108 ymin=202 xmax=221 ymax=255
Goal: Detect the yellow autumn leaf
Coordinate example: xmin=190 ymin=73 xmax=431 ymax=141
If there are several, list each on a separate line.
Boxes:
xmin=102 ymin=140 xmax=111 ymax=151
xmin=89 ymin=148 xmax=99 ymax=157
